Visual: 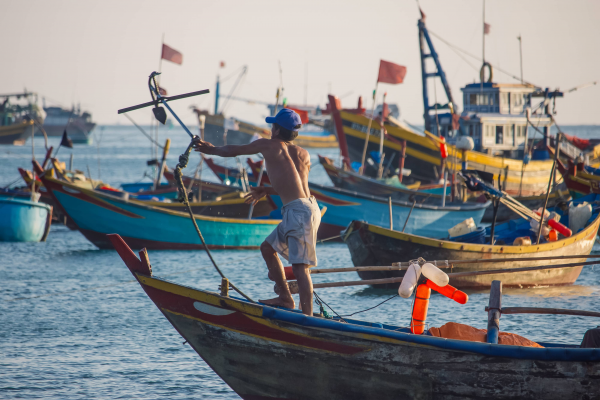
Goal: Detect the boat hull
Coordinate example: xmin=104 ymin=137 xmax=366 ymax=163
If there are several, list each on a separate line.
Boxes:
xmin=109 ymin=237 xmax=600 ymax=400
xmin=0 ymin=198 xmax=52 ymax=242
xmin=338 ymin=111 xmax=558 ymax=196
xmin=40 ymin=175 xmax=279 ymax=250
xmin=344 ymin=218 xmax=599 ymax=289
xmin=0 ymin=121 xmax=33 ymax=145
xmin=309 ymin=183 xmax=489 ymax=240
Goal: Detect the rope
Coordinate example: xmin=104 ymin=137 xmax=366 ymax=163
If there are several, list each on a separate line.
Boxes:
xmin=173 ymin=140 xmax=255 ymax=303
xmin=313 ymin=291 xmax=346 ymax=322
xmin=341 ymin=294 xmax=398 ymax=317
xmin=123 ymin=113 xmax=165 ymax=149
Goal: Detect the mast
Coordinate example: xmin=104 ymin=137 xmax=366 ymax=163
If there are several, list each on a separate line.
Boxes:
xmin=214 ymin=75 xmax=220 ymax=115
xmin=482 ymin=0 xmax=486 ymax=63
xmin=417 ymin=17 xmax=456 ymax=134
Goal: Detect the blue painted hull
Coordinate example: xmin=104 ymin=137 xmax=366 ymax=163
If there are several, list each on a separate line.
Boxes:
xmin=308 ymin=183 xmax=489 ymax=239
xmin=0 ymin=198 xmax=51 ymax=242
xmin=42 ymin=176 xmax=279 ymax=250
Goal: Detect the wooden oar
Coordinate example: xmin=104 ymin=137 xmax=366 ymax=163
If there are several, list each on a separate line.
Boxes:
xmin=311 ymin=259 xmax=599 ymax=289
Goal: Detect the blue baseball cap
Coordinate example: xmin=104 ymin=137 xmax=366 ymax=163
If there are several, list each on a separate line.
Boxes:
xmin=265 ymin=108 xmax=302 ymax=131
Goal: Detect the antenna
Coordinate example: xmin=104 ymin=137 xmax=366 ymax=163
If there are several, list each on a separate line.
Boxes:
xmin=517 ymin=35 xmax=523 ymax=84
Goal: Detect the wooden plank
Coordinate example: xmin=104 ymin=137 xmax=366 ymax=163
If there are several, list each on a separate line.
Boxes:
xmin=485 ymin=307 xmax=600 ymax=318
xmin=487 ymin=280 xmax=502 ymax=344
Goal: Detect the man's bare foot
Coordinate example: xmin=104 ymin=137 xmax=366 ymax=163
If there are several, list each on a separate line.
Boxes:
xmin=259 ymin=296 xmax=295 ymax=309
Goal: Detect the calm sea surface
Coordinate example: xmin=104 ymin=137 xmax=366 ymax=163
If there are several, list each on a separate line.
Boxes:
xmin=1 ymin=125 xmax=600 ymax=399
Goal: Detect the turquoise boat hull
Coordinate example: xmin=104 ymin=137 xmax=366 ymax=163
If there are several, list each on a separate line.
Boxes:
xmin=40 ymin=175 xmax=279 ymax=250
xmin=307 ymin=183 xmax=490 ymax=239
xmin=0 ymin=198 xmax=52 ymax=242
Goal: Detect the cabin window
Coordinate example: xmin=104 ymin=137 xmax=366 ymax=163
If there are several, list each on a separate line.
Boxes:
xmin=469 ymin=94 xmax=477 ymax=105
xmin=511 ymin=93 xmax=525 ymax=113
xmin=496 ymin=125 xmax=504 ymax=144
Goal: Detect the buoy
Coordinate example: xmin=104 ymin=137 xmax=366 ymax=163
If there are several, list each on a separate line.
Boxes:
xmin=439 ymin=137 xmax=448 ymax=159
xmin=421 ymin=263 xmax=449 ymax=287
xmin=283 ymin=266 xmax=296 ymax=280
xmin=425 ymin=279 xmax=468 ymax=304
xmin=411 ymin=284 xmax=431 ymax=334
xmin=398 ymin=263 xmax=421 ymax=298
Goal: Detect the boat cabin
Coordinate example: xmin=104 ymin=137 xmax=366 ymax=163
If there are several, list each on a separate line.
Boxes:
xmin=431 ymin=82 xmax=562 ymax=158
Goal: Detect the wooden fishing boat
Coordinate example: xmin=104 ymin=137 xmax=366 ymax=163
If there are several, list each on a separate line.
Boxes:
xmin=308 ymin=182 xmax=489 ymax=240
xmin=0 ymin=197 xmax=52 ymax=242
xmin=0 ymin=120 xmax=34 ymax=145
xmin=319 ymin=154 xmax=571 ymax=223
xmin=36 ymin=169 xmax=280 ymax=250
xmin=343 ymin=196 xmax=600 ymax=289
xmin=203 ymin=113 xmax=338 ymax=148
xmin=108 ymin=234 xmax=600 ymax=399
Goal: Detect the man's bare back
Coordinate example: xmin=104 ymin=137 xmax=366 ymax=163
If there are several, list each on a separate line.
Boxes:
xmin=193 ymin=137 xmax=310 ymax=205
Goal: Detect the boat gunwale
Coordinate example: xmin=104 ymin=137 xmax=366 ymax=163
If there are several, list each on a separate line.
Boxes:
xmin=309 ymin=181 xmax=491 ymax=211
xmin=0 ymin=197 xmax=52 ymax=211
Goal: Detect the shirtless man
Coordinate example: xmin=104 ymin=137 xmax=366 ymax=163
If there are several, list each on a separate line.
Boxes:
xmin=193 ymin=108 xmax=320 ymax=316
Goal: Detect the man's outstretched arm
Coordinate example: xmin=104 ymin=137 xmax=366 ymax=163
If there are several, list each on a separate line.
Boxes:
xmin=193 ymin=138 xmax=267 ymax=157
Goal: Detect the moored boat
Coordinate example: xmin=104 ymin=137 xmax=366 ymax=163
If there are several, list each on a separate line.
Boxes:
xmin=309 ymin=182 xmax=490 ymax=240
xmin=108 ymin=234 xmax=600 ymax=399
xmin=36 ymin=169 xmax=280 ymax=250
xmin=0 ymin=92 xmax=45 ymax=145
xmin=343 ymin=195 xmax=600 ymax=289
xmin=0 ymin=197 xmax=52 ymax=242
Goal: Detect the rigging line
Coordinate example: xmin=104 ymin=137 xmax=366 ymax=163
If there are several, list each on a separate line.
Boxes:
xmin=341 ymin=294 xmax=398 ymax=317
xmin=123 ymin=113 xmax=164 ymax=149
xmin=220 ymin=65 xmax=248 ymax=83
xmin=313 ymin=291 xmax=346 ymax=323
xmin=428 ymin=29 xmax=539 ymax=87
xmin=173 ymin=146 xmax=255 ymax=303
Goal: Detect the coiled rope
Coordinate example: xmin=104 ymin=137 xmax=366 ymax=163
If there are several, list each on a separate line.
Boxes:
xmin=173 ymin=139 xmax=255 ymax=303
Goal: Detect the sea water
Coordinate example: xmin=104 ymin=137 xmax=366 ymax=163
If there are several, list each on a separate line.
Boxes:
xmin=1 ymin=125 xmax=600 ymax=399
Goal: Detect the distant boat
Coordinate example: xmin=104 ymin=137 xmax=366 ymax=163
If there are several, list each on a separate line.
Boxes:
xmin=0 ymin=196 xmax=52 ymax=242
xmin=0 ymin=92 xmax=45 ymax=145
xmin=38 ymin=103 xmax=96 ymax=144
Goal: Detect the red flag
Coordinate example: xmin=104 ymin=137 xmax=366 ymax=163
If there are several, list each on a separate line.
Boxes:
xmin=484 ymin=23 xmax=491 ymax=35
xmin=158 ymin=86 xmax=167 ymax=96
xmin=286 ymin=107 xmax=309 ymax=124
xmin=377 ymin=60 xmax=407 ymax=84
xmin=161 ymin=44 xmax=183 ymax=65
xmin=419 ymin=7 xmax=426 ymax=21
xmin=220 ymin=61 xmax=226 ymax=68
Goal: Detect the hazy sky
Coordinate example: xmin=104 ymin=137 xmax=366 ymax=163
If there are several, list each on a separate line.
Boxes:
xmin=2 ymin=0 xmax=599 ymax=126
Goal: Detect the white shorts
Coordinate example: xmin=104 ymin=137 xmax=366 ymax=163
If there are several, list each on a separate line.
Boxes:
xmin=265 ymin=196 xmax=321 ymax=266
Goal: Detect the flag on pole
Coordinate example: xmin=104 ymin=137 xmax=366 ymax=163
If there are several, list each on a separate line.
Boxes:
xmin=484 ymin=23 xmax=491 ymax=35
xmin=419 ymin=7 xmax=426 ymax=21
xmin=161 ymin=44 xmax=183 ymax=65
xmin=158 ymin=86 xmax=167 ymax=96
xmin=286 ymin=107 xmax=309 ymax=124
xmin=60 ymin=130 xmax=73 ymax=149
xmin=377 ymin=60 xmax=407 ymax=84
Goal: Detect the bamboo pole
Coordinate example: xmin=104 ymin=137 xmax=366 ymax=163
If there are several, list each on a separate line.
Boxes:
xmin=536 ymin=133 xmax=561 ymax=244
xmin=485 ymin=307 xmax=600 ymax=318
xmin=309 ymin=260 xmax=599 ymax=289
